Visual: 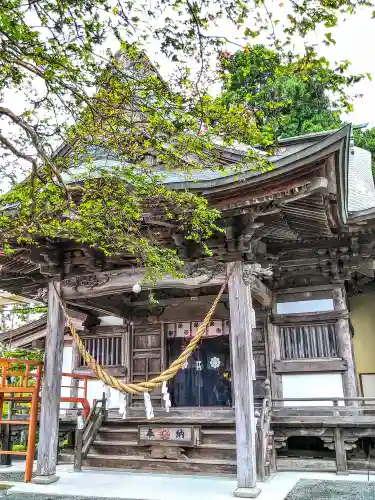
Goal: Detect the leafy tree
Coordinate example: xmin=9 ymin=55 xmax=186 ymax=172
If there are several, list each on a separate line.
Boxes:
xmin=354 ymin=128 xmax=375 ymax=175
xmin=0 ymin=0 xmax=373 ymax=280
xmin=218 ymin=45 xmax=367 ymax=140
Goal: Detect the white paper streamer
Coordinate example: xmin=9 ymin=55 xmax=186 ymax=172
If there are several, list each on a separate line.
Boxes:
xmin=101 ymin=382 xmax=111 ymax=401
xmin=143 ymin=392 xmax=154 ymax=419
xmin=118 ymin=394 xmax=127 ymax=419
xmin=76 ymin=412 xmax=85 ymax=430
xmin=162 ymin=381 xmax=171 ymax=412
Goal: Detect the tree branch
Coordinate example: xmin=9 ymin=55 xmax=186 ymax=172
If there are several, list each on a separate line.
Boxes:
xmin=0 ymin=107 xmax=70 ymax=200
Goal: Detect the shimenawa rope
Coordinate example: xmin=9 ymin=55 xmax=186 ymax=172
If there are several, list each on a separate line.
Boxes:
xmin=54 ymin=265 xmax=234 ymax=395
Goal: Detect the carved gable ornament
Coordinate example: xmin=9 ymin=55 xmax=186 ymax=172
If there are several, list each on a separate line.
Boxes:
xmin=185 ymin=260 xmax=226 ymax=280
xmin=61 ymin=273 xmax=110 ymax=290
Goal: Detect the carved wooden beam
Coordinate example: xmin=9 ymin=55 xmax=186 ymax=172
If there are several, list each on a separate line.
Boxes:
xmin=273 ymin=359 xmax=347 ymax=373
xmin=60 ymin=263 xmax=227 ymax=300
xmin=60 ymin=260 xmax=274 ymax=309
xmin=272 ymin=310 xmax=347 ymax=325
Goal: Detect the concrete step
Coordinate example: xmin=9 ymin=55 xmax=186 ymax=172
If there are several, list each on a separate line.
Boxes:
xmin=84 ymin=454 xmax=236 ymax=475
xmin=201 ymin=428 xmax=236 ymax=445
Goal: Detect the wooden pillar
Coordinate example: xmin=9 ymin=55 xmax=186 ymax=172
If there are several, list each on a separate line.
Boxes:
xmin=228 ymin=262 xmax=261 ymax=498
xmin=332 ymin=287 xmax=357 ymax=401
xmin=334 ymin=427 xmax=348 ymax=474
xmin=33 ymin=282 xmax=65 ymax=484
xmin=70 ymin=341 xmax=81 ymax=401
xmin=267 ymin=319 xmax=283 ymax=402
xmin=333 ymin=399 xmax=348 ymax=475
xmin=0 ymin=402 xmax=12 ymax=468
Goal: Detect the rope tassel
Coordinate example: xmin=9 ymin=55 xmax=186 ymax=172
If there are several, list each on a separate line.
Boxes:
xmin=55 ymin=265 xmax=234 ymax=395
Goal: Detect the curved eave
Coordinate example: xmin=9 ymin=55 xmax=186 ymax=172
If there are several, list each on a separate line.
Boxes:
xmin=164 ymin=125 xmax=351 ymax=222
xmin=348 ymin=206 xmax=375 ymax=224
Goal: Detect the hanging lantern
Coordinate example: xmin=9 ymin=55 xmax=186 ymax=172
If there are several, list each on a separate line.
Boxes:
xmin=132 ymin=281 xmax=142 ymax=294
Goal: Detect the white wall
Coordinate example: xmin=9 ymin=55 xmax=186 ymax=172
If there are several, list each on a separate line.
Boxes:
xmin=60 ymin=346 xmax=73 ymax=411
xmin=360 ymin=374 xmax=375 ymax=403
xmin=98 ymin=316 xmax=124 ymax=326
xmin=282 ymin=373 xmax=344 ymax=406
xmin=277 ymin=299 xmax=334 ymax=314
xmin=85 ymin=379 xmax=123 ymax=409
xmin=86 ymin=379 xmax=103 ymax=408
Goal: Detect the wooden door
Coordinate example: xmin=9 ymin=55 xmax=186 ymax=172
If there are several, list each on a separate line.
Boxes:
xmin=130 ymin=323 xmax=165 ymax=407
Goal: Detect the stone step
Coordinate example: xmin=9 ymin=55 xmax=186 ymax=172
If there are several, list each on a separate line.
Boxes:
xmin=201 ymin=428 xmax=236 ymax=445
xmin=84 ymin=454 xmax=236 ymax=475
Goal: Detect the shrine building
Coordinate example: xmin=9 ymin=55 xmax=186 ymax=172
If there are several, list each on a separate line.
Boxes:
xmin=2 ymin=124 xmax=375 ymax=496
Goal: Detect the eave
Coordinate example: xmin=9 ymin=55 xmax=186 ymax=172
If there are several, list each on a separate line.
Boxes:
xmin=164 ymin=125 xmax=351 ymax=227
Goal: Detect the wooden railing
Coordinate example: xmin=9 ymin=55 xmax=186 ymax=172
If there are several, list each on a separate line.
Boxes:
xmin=60 ymin=372 xmax=91 ymax=419
xmin=0 ymin=357 xmax=43 ymax=482
xmin=74 ymin=395 xmax=107 ymax=472
xmin=271 ymin=397 xmax=375 ymax=474
xmin=272 ymin=396 xmax=375 ymax=413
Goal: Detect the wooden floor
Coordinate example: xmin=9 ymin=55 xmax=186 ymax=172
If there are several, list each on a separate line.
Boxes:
xmin=112 ymin=407 xmax=236 ymax=423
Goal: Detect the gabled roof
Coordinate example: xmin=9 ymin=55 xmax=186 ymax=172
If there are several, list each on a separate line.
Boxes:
xmin=79 ymin=124 xmax=371 ymax=225
xmin=0 ymin=123 xmax=374 ymax=300
xmin=0 ymin=316 xmax=47 ymax=348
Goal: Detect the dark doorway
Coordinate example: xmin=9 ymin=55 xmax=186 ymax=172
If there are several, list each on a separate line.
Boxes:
xmin=167 ymin=335 xmax=232 ymax=407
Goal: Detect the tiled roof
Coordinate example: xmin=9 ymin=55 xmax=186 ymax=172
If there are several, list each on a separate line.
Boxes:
xmin=348 ymin=146 xmax=375 ymax=213
xmin=63 ymin=126 xmax=375 ymax=215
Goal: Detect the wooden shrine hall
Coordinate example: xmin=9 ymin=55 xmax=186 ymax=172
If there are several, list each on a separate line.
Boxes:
xmin=2 ymin=124 xmax=375 ymax=496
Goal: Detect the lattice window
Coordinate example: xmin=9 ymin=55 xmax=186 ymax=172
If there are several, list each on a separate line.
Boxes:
xmin=280 ymin=323 xmax=337 ymax=359
xmin=79 ymin=336 xmax=123 ymax=367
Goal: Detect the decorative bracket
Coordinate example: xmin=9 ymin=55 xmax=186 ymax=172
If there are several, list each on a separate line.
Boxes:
xmin=242 ymin=263 xmax=273 ymax=286
xmin=32 ymin=287 xmax=48 ymax=303
xmin=242 ymin=264 xmax=273 ymax=309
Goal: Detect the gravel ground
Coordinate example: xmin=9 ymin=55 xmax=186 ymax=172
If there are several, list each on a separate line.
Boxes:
xmin=285 ymin=479 xmax=375 ymax=500
xmin=3 ymin=494 xmax=127 ymax=500
xmin=0 ymin=473 xmax=32 ymax=482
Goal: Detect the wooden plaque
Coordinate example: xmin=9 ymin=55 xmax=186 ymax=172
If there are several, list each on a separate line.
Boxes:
xmin=138 ymin=425 xmax=196 ymax=447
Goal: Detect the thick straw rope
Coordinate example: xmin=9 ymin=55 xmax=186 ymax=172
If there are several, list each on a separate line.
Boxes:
xmin=55 ymin=265 xmax=233 ymax=395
